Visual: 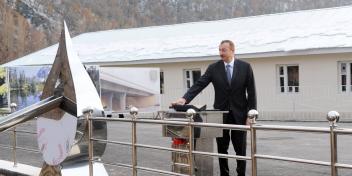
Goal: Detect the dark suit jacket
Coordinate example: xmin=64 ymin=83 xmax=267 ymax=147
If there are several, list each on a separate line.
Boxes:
xmin=183 ymin=59 xmax=257 ymax=125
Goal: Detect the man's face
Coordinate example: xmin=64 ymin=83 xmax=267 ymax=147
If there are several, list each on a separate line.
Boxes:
xmin=219 ymin=42 xmax=234 ymax=63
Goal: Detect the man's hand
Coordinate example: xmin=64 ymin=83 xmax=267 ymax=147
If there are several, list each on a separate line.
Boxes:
xmin=171 ymin=97 xmax=186 ymax=106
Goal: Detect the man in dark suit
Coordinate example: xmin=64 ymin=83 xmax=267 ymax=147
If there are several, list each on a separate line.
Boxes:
xmin=172 ymin=40 xmax=256 ymax=176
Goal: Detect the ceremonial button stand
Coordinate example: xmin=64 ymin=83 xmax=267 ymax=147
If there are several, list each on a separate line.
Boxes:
xmin=162 ymin=105 xmax=226 ymax=176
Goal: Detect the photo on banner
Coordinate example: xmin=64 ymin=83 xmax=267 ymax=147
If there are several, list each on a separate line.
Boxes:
xmin=0 ymin=67 xmax=8 ymax=112
xmin=100 ymin=67 xmax=161 ymax=113
xmin=4 ymin=66 xmax=160 ymax=113
xmin=7 ymin=66 xmax=51 ymax=111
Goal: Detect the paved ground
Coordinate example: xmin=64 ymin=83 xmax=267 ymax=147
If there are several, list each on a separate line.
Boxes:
xmin=1 ymin=119 xmax=352 ymax=176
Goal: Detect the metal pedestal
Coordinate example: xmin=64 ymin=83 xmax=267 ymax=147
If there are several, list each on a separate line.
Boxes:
xmin=162 ymin=110 xmax=226 ymax=175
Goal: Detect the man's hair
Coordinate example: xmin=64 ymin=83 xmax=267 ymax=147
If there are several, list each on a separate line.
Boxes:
xmin=220 ymin=40 xmax=235 ymax=51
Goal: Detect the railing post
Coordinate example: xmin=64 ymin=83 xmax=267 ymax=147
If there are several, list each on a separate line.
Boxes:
xmin=83 ymin=107 xmax=94 ymax=176
xmin=186 ymin=109 xmax=196 ymax=176
xmin=10 ymin=103 xmax=17 ymax=167
xmin=327 ymin=111 xmax=339 ymax=176
xmin=248 ymin=109 xmax=258 ymax=176
xmin=130 ymin=106 xmax=139 ymax=176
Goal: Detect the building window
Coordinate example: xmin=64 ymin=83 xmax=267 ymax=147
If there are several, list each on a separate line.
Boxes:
xmin=160 ymin=71 xmax=164 ymax=94
xmin=277 ymin=65 xmax=299 ymax=93
xmin=339 ymin=62 xmax=352 ymax=92
xmin=184 ymin=69 xmax=201 ymax=90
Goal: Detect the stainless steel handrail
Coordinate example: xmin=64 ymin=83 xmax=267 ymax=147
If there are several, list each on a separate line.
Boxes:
xmin=0 ymin=103 xmax=41 ymax=167
xmin=84 ymin=109 xmax=352 ymax=176
xmin=1 ymin=108 xmax=352 ymax=176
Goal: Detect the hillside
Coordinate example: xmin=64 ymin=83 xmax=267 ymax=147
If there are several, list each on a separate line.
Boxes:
xmin=1 ymin=0 xmax=352 ymax=64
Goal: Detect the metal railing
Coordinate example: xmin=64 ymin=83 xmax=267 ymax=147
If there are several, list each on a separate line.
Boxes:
xmin=83 ymin=108 xmax=352 ymax=176
xmin=0 ymin=103 xmax=40 ymax=168
xmin=1 ymin=105 xmax=352 ymax=176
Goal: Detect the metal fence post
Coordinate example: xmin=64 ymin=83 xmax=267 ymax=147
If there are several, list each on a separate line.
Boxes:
xmin=10 ymin=103 xmax=17 ymax=167
xmin=130 ymin=106 xmax=139 ymax=176
xmin=248 ymin=109 xmax=258 ymax=176
xmin=327 ymin=111 xmax=339 ymax=176
xmin=83 ymin=107 xmax=94 ymax=176
xmin=186 ymin=109 xmax=196 ymax=176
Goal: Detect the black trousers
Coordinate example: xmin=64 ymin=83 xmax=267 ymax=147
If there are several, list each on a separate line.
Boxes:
xmin=216 ymin=119 xmax=247 ymax=176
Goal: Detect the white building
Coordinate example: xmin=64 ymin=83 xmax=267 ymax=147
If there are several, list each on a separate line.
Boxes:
xmin=3 ymin=6 xmax=352 ymax=120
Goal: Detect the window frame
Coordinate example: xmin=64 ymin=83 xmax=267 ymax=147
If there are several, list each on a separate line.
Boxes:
xmin=183 ymin=68 xmax=201 ymax=91
xmin=160 ymin=71 xmax=164 ymax=94
xmin=277 ymin=64 xmax=300 ymax=93
xmin=338 ymin=61 xmax=352 ymax=93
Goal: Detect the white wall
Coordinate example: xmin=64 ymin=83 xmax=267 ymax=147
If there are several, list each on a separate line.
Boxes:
xmin=112 ymin=53 xmax=352 ymax=120
xmin=248 ymin=53 xmax=352 ymax=120
xmin=123 ymin=61 xmax=216 ymax=110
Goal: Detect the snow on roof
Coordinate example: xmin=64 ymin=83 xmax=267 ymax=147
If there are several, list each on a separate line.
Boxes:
xmin=4 ymin=5 xmax=352 ymax=66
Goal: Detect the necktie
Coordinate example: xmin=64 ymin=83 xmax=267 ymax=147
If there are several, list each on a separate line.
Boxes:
xmin=226 ymin=64 xmax=232 ymax=84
